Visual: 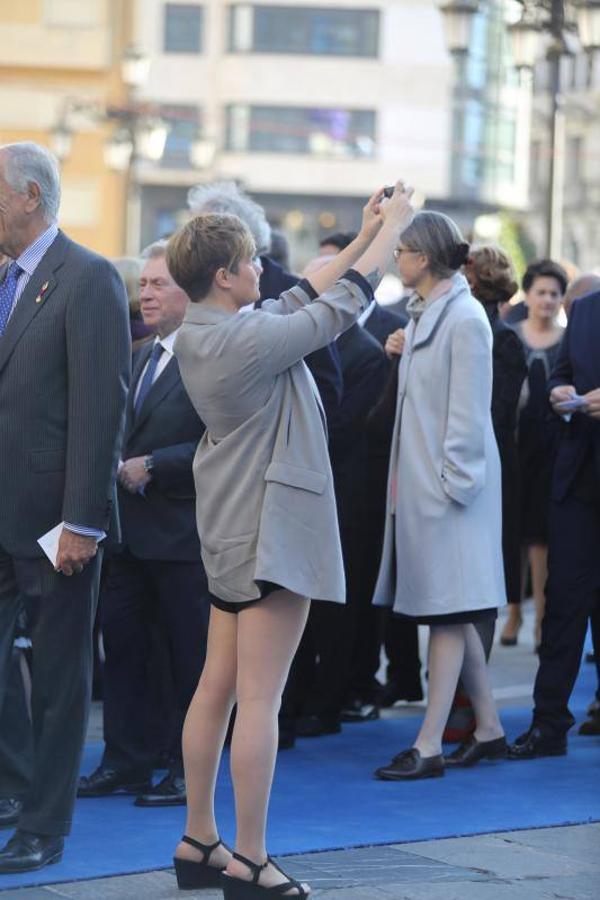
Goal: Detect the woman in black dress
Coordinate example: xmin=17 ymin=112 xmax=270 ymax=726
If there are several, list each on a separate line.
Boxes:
xmin=512 ymin=260 xmax=567 ymax=649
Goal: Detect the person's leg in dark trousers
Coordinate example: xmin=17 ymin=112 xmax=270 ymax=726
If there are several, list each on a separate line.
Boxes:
xmin=382 ymin=613 xmax=423 ymax=702
xmin=5 ymin=552 xmax=101 ymax=836
xmin=100 ymin=552 xmax=155 ymax=776
xmin=151 ymin=560 xmax=210 ymax=775
xmin=0 ymin=645 xmax=32 ymax=802
xmin=533 ymin=495 xmax=600 ymax=738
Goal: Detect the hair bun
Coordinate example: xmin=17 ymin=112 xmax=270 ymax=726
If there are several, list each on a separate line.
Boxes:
xmin=450 ymin=242 xmax=470 ymax=269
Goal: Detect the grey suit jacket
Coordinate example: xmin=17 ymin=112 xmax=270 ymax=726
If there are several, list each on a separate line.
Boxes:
xmin=175 ymin=274 xmax=372 ymax=604
xmin=0 ymin=231 xmax=131 ymax=557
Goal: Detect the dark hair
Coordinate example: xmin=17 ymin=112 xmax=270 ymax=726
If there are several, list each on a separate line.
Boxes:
xmin=400 ymin=211 xmax=469 ymax=278
xmin=466 ymin=245 xmax=518 ymax=305
xmin=319 ymin=231 xmax=357 ymax=252
xmin=166 ymin=212 xmax=255 ymax=302
xmin=522 ymin=258 xmax=568 ymax=295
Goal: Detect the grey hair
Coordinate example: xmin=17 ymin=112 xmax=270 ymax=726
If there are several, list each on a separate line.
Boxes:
xmin=1 ymin=142 xmax=61 ymax=223
xmin=140 ymin=239 xmax=169 ymax=259
xmin=400 ymin=211 xmax=469 ymax=278
xmin=187 ymin=180 xmax=271 ymax=254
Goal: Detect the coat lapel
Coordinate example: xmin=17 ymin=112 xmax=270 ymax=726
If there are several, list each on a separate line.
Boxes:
xmin=0 ymin=231 xmax=67 ymax=378
xmin=125 ymin=342 xmax=153 ymax=435
xmin=128 ymin=354 xmax=181 ymax=439
xmin=411 ymin=274 xmax=469 ymax=350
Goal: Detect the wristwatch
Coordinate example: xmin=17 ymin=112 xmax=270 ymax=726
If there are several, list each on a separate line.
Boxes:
xmin=143 ymin=455 xmax=154 ymax=474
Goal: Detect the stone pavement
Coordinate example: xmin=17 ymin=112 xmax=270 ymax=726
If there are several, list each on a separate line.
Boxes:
xmin=2 ymin=602 xmax=598 ymax=899
xmin=1 ymin=824 xmax=599 ymax=899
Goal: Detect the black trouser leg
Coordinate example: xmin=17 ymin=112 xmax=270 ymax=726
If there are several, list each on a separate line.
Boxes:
xmin=0 ymin=646 xmax=32 ymax=799
xmin=533 ymin=495 xmax=600 ymax=738
xmin=384 ymin=612 xmax=422 ymax=696
xmin=151 ymin=560 xmax=210 ymax=773
xmin=589 ymin=606 xmax=600 ymax=700
xmin=100 ymin=553 xmax=154 ymax=774
xmin=13 ymin=552 xmax=101 ymax=836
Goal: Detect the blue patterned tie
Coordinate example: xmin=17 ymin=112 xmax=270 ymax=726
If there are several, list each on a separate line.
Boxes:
xmin=134 ymin=342 xmax=164 ymax=416
xmin=0 ymin=262 xmax=23 ymax=336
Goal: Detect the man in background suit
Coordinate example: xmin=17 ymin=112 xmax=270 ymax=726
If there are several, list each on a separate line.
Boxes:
xmin=0 ymin=142 xmax=130 ymax=872
xmin=509 ymin=290 xmax=600 ymax=758
xmin=78 ymin=242 xmax=210 ymax=806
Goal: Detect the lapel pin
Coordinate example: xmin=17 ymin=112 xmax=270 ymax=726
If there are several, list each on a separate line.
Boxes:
xmin=35 ymin=282 xmax=50 ymax=304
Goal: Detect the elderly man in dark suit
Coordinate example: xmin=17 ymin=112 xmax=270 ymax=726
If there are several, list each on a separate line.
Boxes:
xmin=0 ymin=142 xmax=130 ymax=873
xmin=509 ymin=290 xmax=600 ymax=758
xmin=78 ymin=242 xmax=210 ymax=807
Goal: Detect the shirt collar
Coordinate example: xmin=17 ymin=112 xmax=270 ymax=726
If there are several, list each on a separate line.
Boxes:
xmin=15 ymin=223 xmax=59 ymax=276
xmin=156 ymin=326 xmax=180 ymax=356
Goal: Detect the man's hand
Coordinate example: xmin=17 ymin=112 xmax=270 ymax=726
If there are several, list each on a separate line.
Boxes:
xmin=385 ymin=328 xmax=406 ymax=358
xmin=56 ymin=530 xmax=97 ymax=576
xmin=550 ymin=384 xmax=576 ymax=414
xmin=582 ymin=387 xmax=600 ymax=420
xmin=118 ymin=457 xmax=151 ymax=494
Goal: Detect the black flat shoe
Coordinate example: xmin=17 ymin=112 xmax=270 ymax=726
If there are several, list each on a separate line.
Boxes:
xmin=173 ymin=835 xmax=230 ymax=889
xmin=507 ymin=725 xmax=567 ymax=760
xmin=444 ymin=735 xmax=507 ymax=767
xmin=0 ymin=798 xmax=22 ymax=829
xmin=222 ymin=851 xmax=309 ymax=898
xmin=136 ymin=772 xmax=186 ymax=807
xmin=375 ymin=748 xmax=444 ymax=781
xmin=295 ymin=714 xmax=340 ymax=737
xmin=0 ymin=830 xmax=63 ymax=873
xmin=77 ymin=765 xmax=151 ymax=797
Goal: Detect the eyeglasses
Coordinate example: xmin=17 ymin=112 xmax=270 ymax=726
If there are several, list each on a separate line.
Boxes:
xmin=393 ymin=247 xmax=423 ymax=260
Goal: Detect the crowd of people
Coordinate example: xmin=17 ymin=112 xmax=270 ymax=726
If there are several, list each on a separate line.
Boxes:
xmin=0 ymin=141 xmax=598 ymax=897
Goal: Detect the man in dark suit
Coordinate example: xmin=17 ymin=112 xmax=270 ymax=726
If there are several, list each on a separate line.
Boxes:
xmin=0 ymin=142 xmax=130 ymax=872
xmin=509 ymin=291 xmax=600 ymax=758
xmin=78 ymin=242 xmax=210 ymax=806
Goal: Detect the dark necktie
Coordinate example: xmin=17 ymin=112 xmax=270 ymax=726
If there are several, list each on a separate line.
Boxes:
xmin=134 ymin=342 xmax=164 ymax=415
xmin=0 ymin=263 xmax=23 ymax=336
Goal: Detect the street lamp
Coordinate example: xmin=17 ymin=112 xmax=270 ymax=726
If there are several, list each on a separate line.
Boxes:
xmin=575 ymin=0 xmax=600 ymax=49
xmin=435 ymin=1 xmax=480 ymax=54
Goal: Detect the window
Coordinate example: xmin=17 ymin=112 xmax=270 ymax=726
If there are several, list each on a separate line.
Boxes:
xmin=229 ymin=5 xmax=379 ymax=57
xmin=164 ymin=3 xmax=203 ymax=53
xmin=226 ymin=105 xmax=376 ymax=157
xmin=160 ymin=105 xmax=202 ymax=167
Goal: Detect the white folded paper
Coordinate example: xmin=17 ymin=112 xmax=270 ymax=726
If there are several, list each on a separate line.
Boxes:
xmin=37 ymin=521 xmax=64 ymax=567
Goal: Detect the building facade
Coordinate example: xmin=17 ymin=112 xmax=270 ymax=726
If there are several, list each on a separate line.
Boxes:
xmin=0 ymin=0 xmax=133 ymax=257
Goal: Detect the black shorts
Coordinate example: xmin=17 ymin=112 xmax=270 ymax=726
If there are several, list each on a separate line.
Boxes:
xmin=397 ymin=608 xmax=498 ymax=626
xmin=210 ymin=581 xmax=283 ymax=615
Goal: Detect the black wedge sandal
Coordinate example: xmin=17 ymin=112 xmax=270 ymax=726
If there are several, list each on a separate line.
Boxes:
xmin=173 ymin=835 xmax=230 ymax=889
xmin=221 ymin=851 xmax=310 ymax=898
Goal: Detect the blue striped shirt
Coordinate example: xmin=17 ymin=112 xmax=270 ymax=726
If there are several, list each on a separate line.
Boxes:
xmin=11 ymin=224 xmax=105 ymax=544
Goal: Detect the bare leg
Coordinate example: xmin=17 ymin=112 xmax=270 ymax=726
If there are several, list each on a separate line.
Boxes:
xmin=226 ymin=590 xmax=310 ymax=894
xmin=500 ymin=603 xmax=522 ymax=643
xmin=175 ymin=607 xmax=237 ymax=868
xmin=529 ymin=544 xmax=548 ymax=647
xmin=413 ymin=625 xmax=466 ymax=758
xmin=460 ymin=624 xmax=504 ymax=742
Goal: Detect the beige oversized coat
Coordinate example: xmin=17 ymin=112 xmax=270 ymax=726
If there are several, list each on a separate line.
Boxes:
xmin=373 ymin=274 xmax=506 ymax=616
xmin=174 ymin=277 xmax=370 ymax=604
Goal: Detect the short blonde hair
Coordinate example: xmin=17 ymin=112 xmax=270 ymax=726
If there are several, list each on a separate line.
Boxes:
xmin=166 ymin=213 xmax=256 ymax=302
xmin=466 ymin=245 xmax=518 ymax=305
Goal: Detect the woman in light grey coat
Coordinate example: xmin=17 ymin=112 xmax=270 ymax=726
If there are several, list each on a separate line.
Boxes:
xmin=166 ymin=186 xmax=415 ymax=898
xmin=373 ymin=211 xmax=507 ymax=783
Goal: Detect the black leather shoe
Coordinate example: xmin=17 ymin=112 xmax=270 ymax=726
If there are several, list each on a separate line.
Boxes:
xmin=296 ymin=714 xmax=341 ymax=737
xmin=340 ymin=699 xmax=380 ymax=723
xmin=579 ymin=714 xmax=600 ymax=736
xmin=134 ymin=772 xmax=186 ymax=807
xmin=77 ymin=765 xmax=151 ymax=797
xmin=0 ymin=798 xmax=22 ymax=829
xmin=507 ymin=725 xmax=567 ymax=760
xmin=0 ymin=830 xmax=63 ymax=873
xmin=445 ymin=735 xmax=507 ymax=767
xmin=375 ymin=748 xmax=444 ymax=781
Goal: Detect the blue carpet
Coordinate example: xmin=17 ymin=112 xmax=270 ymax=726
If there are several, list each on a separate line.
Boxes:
xmin=1 ymin=663 xmax=599 ymax=891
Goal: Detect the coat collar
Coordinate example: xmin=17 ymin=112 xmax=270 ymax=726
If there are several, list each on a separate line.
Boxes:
xmin=183 ymin=300 xmax=235 ymax=326
xmin=0 ymin=230 xmax=67 ymax=377
xmin=411 ymin=273 xmax=470 ymax=349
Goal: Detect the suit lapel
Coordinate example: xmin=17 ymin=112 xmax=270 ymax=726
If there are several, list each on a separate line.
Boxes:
xmin=128 ymin=355 xmax=181 ymax=439
xmin=411 ymin=275 xmax=468 ymax=349
xmin=125 ymin=342 xmax=153 ymax=435
xmin=0 ymin=231 xmax=67 ymax=378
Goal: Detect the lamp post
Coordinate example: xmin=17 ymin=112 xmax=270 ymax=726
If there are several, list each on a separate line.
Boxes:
xmin=436 ymin=1 xmax=600 ymax=260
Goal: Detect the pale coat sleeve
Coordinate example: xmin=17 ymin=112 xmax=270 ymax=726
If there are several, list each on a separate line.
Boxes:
xmin=258 ymin=279 xmax=317 ymax=316
xmin=256 ymin=276 xmax=371 ymax=377
xmin=441 ymin=315 xmax=492 ymax=506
